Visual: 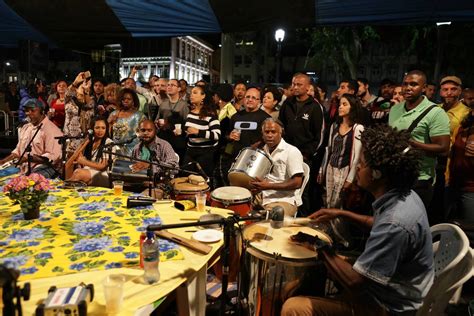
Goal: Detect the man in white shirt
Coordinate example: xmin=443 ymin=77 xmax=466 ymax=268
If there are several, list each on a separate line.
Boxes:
xmin=250 ymin=118 xmax=304 ymax=216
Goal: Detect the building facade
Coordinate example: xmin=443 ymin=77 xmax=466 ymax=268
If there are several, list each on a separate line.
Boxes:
xmin=120 ymin=36 xmax=214 ymax=83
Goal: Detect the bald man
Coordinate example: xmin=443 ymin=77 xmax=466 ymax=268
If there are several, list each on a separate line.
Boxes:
xmin=279 ymin=72 xmax=326 ymax=215
xmin=250 ymin=118 xmax=304 ymax=216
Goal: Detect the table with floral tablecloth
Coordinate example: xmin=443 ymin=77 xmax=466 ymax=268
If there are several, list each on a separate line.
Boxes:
xmin=0 ymin=180 xmax=183 ymax=281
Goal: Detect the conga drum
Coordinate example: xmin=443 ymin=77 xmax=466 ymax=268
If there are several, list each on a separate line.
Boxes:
xmin=228 ymin=147 xmax=273 ymax=189
xmin=170 ymin=177 xmax=210 ymax=201
xmin=210 ymin=186 xmax=252 ymax=216
xmin=243 ymin=221 xmax=332 ymax=316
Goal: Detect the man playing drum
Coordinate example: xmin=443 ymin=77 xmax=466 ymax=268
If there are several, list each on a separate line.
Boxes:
xmin=281 ymin=125 xmax=434 ymax=316
xmin=250 ymin=118 xmax=304 ymax=217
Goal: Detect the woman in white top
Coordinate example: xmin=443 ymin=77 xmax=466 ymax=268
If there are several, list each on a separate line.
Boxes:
xmin=68 ymin=117 xmax=113 ymax=186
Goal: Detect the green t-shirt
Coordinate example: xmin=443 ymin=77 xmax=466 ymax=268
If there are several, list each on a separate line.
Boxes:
xmin=388 ymin=96 xmax=450 ymax=181
xmin=140 ymin=146 xmax=151 ymax=161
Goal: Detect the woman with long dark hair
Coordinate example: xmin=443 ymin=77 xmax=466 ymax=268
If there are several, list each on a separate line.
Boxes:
xmin=183 ymin=86 xmax=221 ymax=184
xmin=319 ymin=93 xmax=366 ymax=208
xmin=68 ymin=117 xmax=113 ymax=186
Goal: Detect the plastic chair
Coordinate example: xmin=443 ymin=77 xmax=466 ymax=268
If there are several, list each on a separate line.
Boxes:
xmin=294 ymin=162 xmax=310 ymax=218
xmin=417 ymin=223 xmax=473 ymax=316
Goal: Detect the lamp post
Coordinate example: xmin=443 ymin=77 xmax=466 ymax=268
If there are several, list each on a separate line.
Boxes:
xmin=274 ymin=28 xmax=285 ymax=83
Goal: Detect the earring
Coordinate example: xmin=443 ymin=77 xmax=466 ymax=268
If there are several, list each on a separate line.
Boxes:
xmin=372 ymin=170 xmax=382 ymax=180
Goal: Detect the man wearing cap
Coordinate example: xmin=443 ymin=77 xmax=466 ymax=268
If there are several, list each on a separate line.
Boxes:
xmin=0 ymin=99 xmax=63 ymax=178
xmin=439 ymin=76 xmax=470 ymax=139
xmin=389 ymin=70 xmax=450 ymax=222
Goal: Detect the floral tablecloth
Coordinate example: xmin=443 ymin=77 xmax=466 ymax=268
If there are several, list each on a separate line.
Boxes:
xmin=0 ymin=179 xmax=183 ymax=281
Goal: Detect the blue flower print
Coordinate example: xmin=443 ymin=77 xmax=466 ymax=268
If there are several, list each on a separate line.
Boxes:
xmin=118 ymin=236 xmax=130 ymax=241
xmin=0 ymin=241 xmax=9 ymax=246
xmin=108 ymin=246 xmax=124 ymax=253
xmin=159 ymin=239 xmax=179 ymax=252
xmin=79 ymin=201 xmax=108 ymax=211
xmin=100 ymin=216 xmax=112 ymax=222
xmin=105 ymin=262 xmax=122 ymax=269
xmin=35 ymin=252 xmax=52 ymax=259
xmin=73 ymin=237 xmax=112 ymax=252
xmin=137 ymin=217 xmax=162 ymax=232
xmin=9 ymin=228 xmax=44 ymax=241
xmin=21 ymin=266 xmax=38 ymax=275
xmin=70 ymin=263 xmax=86 ymax=271
xmin=73 ymin=222 xmax=105 ymax=236
xmin=124 ymin=252 xmax=138 ymax=259
xmin=27 ymin=241 xmax=40 ymax=246
xmin=1 ymin=255 xmax=29 ymax=269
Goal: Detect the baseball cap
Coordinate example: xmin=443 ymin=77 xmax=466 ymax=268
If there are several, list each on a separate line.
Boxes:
xmin=440 ymin=76 xmax=462 ymax=86
xmin=24 ymin=98 xmax=45 ymax=109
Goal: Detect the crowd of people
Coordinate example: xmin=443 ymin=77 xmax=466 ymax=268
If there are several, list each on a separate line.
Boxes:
xmin=1 ymin=67 xmax=473 ymax=315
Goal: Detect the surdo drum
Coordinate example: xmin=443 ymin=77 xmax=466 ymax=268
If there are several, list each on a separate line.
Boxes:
xmin=170 ymin=177 xmax=209 ymax=201
xmin=228 ymin=147 xmax=273 ymax=189
xmin=243 ymin=221 xmax=332 ymax=316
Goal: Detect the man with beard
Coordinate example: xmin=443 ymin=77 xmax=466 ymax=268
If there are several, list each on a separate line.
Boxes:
xmin=357 ymin=78 xmax=377 ymax=108
xmin=439 ymin=76 xmax=470 ymax=138
xmin=389 ymin=70 xmax=450 ymax=222
xmin=369 ymin=78 xmax=395 ymax=125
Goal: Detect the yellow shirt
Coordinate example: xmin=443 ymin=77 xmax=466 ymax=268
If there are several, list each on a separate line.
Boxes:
xmin=445 ymin=101 xmax=470 ymax=140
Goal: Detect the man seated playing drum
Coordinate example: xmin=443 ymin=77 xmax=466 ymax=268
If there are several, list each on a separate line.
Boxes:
xmin=0 ymin=99 xmax=63 ymax=178
xmin=281 ymin=125 xmax=434 ymax=316
xmin=250 ymin=118 xmax=303 ymax=217
xmin=130 ymin=119 xmax=179 ymax=175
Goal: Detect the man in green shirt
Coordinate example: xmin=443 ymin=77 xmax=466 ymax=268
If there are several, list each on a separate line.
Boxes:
xmin=388 ymin=70 xmax=450 ymax=221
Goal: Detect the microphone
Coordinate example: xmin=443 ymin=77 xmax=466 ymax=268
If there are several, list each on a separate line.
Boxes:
xmin=55 ymin=130 xmax=93 ymax=140
xmin=195 ymin=162 xmax=208 ymax=180
xmin=105 ymin=135 xmax=137 ymax=147
xmin=269 ymin=205 xmax=315 ymax=229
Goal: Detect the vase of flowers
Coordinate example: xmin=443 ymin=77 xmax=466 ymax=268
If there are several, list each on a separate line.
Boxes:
xmin=3 ymin=173 xmax=51 ymax=220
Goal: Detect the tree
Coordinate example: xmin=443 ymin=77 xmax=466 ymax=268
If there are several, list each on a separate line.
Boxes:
xmin=308 ymin=26 xmax=379 ymax=80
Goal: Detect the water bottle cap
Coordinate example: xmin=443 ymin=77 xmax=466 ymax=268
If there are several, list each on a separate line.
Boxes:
xmin=146 ymin=231 xmax=155 ymax=239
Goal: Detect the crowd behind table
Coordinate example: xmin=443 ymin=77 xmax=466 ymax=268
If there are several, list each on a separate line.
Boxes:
xmin=1 ymin=68 xmax=474 ymax=315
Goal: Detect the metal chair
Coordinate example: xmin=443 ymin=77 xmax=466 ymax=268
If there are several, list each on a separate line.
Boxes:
xmin=417 ymin=223 xmax=473 ymax=315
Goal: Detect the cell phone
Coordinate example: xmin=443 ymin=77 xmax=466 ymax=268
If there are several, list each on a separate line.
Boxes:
xmin=84 ymin=71 xmax=91 ymax=80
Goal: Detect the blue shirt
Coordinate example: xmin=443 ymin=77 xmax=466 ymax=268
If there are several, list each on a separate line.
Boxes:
xmin=353 ymin=190 xmax=434 ymax=313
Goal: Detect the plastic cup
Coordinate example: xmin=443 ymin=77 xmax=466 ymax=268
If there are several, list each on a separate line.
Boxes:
xmin=232 ymin=128 xmax=241 ymax=141
xmin=103 ymin=274 xmax=125 ymax=314
xmin=195 ymin=193 xmax=206 ymax=212
xmin=174 ymin=124 xmax=182 ymax=135
xmin=158 ymin=119 xmax=165 ymax=126
xmin=112 ymin=181 xmax=124 ymax=196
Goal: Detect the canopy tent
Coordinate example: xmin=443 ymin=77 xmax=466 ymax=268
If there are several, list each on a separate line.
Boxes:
xmin=1 ymin=0 xmax=473 ymax=48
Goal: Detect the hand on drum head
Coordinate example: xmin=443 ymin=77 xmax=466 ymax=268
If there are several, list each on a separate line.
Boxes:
xmin=308 ymin=208 xmax=341 ymax=222
xmin=249 ymin=176 xmax=271 ymax=190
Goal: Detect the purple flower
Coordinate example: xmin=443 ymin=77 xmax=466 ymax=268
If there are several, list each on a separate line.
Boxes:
xmin=21 ymin=266 xmax=38 ymax=275
xmin=108 ymin=246 xmax=124 ymax=253
xmin=124 ymin=252 xmax=138 ymax=259
xmin=1 ymin=255 xmax=29 ymax=269
xmin=105 ymin=262 xmax=122 ymax=269
xmin=9 ymin=228 xmax=44 ymax=241
xmin=73 ymin=237 xmax=112 ymax=252
xmin=79 ymin=201 xmax=108 ymax=211
xmin=73 ymin=222 xmax=105 ymax=236
xmin=70 ymin=263 xmax=86 ymax=271
xmin=35 ymin=252 xmax=52 ymax=259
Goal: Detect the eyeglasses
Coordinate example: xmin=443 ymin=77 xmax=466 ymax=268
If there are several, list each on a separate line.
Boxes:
xmin=245 ymin=95 xmax=260 ymax=101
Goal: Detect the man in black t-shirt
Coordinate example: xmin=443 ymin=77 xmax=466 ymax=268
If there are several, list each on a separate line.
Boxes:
xmin=218 ymin=87 xmax=270 ymax=186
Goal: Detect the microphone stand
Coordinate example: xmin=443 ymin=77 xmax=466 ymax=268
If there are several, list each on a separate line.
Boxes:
xmin=147 ymin=214 xmax=262 ymax=316
xmin=15 ymin=123 xmax=43 ymax=175
xmin=147 ymin=146 xmax=156 ymax=197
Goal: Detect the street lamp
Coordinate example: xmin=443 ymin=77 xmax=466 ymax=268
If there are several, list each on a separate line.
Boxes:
xmin=274 ymin=28 xmax=285 ymax=83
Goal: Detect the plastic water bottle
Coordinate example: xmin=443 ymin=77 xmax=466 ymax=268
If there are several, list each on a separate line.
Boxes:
xmin=142 ymin=231 xmax=160 ymax=284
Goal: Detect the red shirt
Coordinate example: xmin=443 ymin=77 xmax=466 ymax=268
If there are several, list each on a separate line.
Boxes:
xmin=50 ymin=98 xmax=65 ymax=129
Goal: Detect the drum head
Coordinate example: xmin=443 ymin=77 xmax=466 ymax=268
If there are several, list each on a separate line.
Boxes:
xmin=171 ymin=177 xmax=209 ymax=193
xmin=228 ymin=172 xmax=254 ymax=189
xmin=211 ymin=186 xmax=251 ymax=204
xmin=243 ymin=221 xmax=332 ymax=266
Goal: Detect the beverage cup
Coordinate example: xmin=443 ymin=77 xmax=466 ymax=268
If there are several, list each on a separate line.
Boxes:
xmin=158 ymin=119 xmax=165 ymax=127
xmin=103 ymin=274 xmax=126 ymax=314
xmin=195 ymin=193 xmax=206 ymax=212
xmin=112 ymin=181 xmax=124 ymax=196
xmin=174 ymin=124 xmax=182 ymax=135
xmin=232 ymin=128 xmax=241 ymax=141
